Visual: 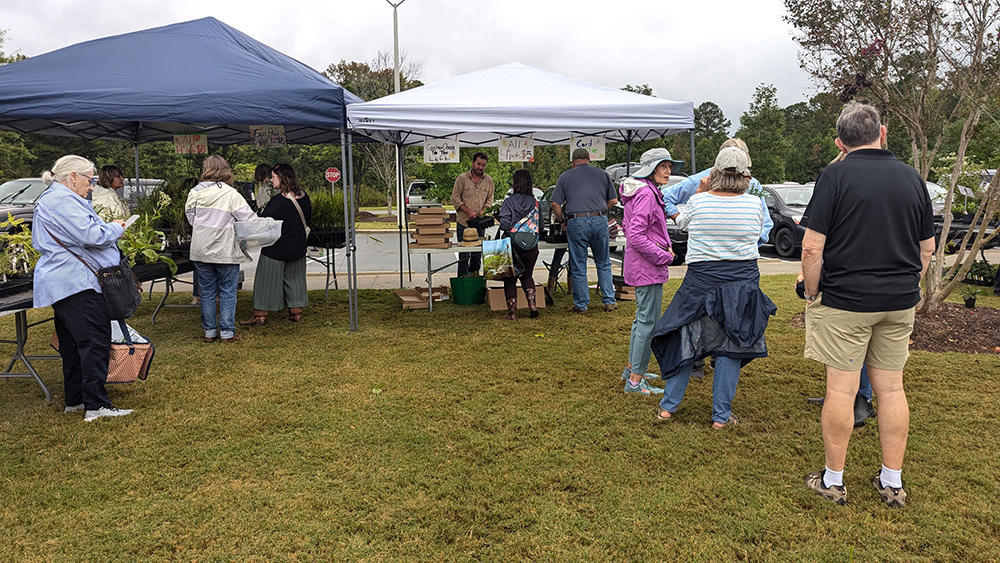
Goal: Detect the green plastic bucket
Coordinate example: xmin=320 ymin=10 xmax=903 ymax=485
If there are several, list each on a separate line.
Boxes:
xmin=449 ymin=276 xmax=487 ymax=305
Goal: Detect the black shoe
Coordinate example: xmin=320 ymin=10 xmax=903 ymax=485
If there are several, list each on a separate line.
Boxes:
xmin=853 ymin=395 xmax=875 ymax=428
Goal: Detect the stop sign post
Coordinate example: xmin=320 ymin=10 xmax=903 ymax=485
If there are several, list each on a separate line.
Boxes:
xmin=325 ymin=167 xmax=341 ymax=184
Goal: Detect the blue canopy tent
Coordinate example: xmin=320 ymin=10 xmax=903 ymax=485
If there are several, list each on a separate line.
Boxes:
xmin=0 ymin=17 xmax=366 ymax=329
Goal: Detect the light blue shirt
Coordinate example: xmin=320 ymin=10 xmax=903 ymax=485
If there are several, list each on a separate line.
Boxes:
xmin=32 ymin=182 xmax=125 ymax=308
xmin=662 ymin=169 xmax=773 ymax=246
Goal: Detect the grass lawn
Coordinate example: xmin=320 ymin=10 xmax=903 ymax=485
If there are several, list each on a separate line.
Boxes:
xmin=1 ymin=275 xmax=997 ymax=560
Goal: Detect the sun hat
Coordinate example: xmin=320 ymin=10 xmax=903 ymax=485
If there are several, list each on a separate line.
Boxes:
xmin=630 ymin=148 xmax=685 ymax=179
xmin=457 ymin=227 xmax=481 ymax=246
xmin=714 ymin=146 xmax=751 ymax=175
xmin=571 ymin=147 xmax=591 ymax=161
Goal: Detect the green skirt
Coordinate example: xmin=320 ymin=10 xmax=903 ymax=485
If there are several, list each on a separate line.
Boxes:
xmin=252 ymin=254 xmax=309 ymax=311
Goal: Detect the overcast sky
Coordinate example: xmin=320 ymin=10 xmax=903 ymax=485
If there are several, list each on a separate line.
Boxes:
xmin=4 ymin=0 xmax=818 ymax=134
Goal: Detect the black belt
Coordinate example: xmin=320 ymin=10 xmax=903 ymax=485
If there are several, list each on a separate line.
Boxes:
xmin=568 ymin=211 xmax=607 ymax=219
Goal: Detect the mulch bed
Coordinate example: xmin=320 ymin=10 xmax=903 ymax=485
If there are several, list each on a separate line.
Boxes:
xmin=789 ymin=302 xmax=1000 ymax=355
xmin=356 ymin=211 xmax=398 ymax=223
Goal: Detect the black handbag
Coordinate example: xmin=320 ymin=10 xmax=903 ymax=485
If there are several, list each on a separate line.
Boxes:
xmin=45 ymin=228 xmax=143 ymax=320
xmin=509 ymin=200 xmax=539 ymax=251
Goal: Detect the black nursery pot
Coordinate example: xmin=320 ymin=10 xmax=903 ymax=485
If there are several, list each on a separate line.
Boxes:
xmin=964 ymin=297 xmax=976 ymax=308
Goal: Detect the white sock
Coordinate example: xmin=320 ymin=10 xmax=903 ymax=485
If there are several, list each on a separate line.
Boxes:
xmin=823 ymin=467 xmax=844 ymax=488
xmin=880 ymin=465 xmax=902 ymax=489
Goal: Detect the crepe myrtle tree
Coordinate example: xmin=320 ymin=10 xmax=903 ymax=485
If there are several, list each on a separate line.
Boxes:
xmin=784 ymin=0 xmax=1000 ymax=312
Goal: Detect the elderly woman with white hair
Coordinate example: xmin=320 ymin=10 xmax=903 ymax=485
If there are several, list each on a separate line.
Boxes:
xmin=32 ymin=155 xmax=133 ymax=422
xmin=649 ymin=147 xmax=777 ymax=427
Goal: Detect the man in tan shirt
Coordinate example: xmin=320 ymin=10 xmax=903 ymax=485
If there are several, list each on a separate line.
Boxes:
xmin=450 ymin=152 xmax=495 ymax=276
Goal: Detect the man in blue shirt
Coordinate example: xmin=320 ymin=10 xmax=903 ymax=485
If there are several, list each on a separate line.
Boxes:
xmin=662 ymin=138 xmax=773 ymax=246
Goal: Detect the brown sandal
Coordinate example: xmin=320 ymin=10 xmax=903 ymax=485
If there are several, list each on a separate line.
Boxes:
xmin=239 ymin=316 xmax=267 ymax=326
xmin=286 ymin=313 xmax=301 ymax=322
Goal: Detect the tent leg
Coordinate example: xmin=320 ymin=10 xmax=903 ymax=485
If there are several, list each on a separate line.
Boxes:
xmin=689 ymin=130 xmax=696 ymax=174
xmin=341 ymin=131 xmax=356 ymax=332
xmin=626 ymin=134 xmax=632 ymax=176
xmin=132 ymin=141 xmax=141 ymax=208
xmin=347 ymin=133 xmax=358 ymax=332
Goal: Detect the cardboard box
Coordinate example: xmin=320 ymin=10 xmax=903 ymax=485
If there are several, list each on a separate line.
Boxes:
xmin=393 ymin=289 xmax=430 ymax=309
xmin=486 ymin=287 xmax=547 ymax=311
xmin=615 ymin=291 xmax=636 ymax=301
xmin=417 ymin=206 xmax=448 ymax=215
xmin=409 ymin=242 xmax=452 ymax=249
xmin=415 ymin=285 xmax=449 ymax=301
xmin=414 ymin=224 xmax=449 ymax=235
xmin=412 ymin=233 xmax=452 ymax=244
xmin=409 ymin=214 xmax=449 ymax=225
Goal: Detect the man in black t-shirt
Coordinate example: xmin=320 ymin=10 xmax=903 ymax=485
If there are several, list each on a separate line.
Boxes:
xmin=800 ymin=102 xmax=936 ymax=508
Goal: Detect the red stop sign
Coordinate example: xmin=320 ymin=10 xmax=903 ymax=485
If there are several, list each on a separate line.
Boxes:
xmin=325 ymin=167 xmax=341 ymax=183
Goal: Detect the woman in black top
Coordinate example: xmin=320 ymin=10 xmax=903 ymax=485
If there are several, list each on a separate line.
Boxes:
xmin=241 ymin=164 xmax=311 ymax=325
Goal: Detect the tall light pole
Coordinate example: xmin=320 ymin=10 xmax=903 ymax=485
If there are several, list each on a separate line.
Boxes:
xmin=387 ymin=0 xmax=406 ymax=94
xmin=387 ymin=0 xmax=407 ymax=285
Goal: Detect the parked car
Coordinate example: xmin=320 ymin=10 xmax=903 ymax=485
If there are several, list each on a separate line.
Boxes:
xmin=121 ymin=178 xmax=166 ymax=208
xmin=760 ymin=183 xmax=813 ymax=258
xmin=537 ymin=184 xmax=626 ymax=251
xmin=0 ymin=178 xmax=49 ymax=231
xmin=405 ymin=180 xmax=437 ymax=210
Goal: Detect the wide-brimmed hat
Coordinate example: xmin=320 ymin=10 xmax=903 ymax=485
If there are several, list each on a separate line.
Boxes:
xmin=713 ymin=146 xmax=750 ymax=175
xmin=630 ymin=148 xmax=684 ymax=179
xmin=457 ymin=227 xmax=481 ymax=247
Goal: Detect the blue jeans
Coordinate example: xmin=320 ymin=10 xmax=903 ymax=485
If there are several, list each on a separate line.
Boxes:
xmin=660 ymin=355 xmax=741 ymax=424
xmin=858 ymin=364 xmax=872 ymax=401
xmin=567 ymin=215 xmax=614 ymax=310
xmin=457 ymin=224 xmax=486 ymax=276
xmin=628 ymin=284 xmax=663 ymax=376
xmin=194 ymin=261 xmax=240 ymax=339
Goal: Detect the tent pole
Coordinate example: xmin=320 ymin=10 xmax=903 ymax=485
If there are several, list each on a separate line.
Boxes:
xmin=341 ymin=131 xmax=355 ymax=332
xmin=397 ymin=142 xmax=405 ymax=288
xmin=133 ymin=142 xmax=140 ymax=206
xmin=689 ymin=130 xmax=696 ymax=174
xmin=348 ymin=132 xmax=358 ymax=332
xmin=625 ymin=131 xmax=633 ymax=176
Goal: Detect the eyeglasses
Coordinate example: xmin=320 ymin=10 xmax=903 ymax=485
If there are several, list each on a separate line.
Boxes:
xmin=79 ymin=174 xmax=98 ymax=186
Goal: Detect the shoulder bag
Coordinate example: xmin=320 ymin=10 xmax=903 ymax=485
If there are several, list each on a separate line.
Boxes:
xmin=288 ymin=194 xmax=311 ymax=238
xmin=45 ymin=227 xmax=143 ymax=320
xmin=509 ymin=200 xmax=540 ymax=251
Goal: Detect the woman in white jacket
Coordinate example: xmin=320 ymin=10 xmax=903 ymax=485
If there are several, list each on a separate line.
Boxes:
xmin=186 ymin=155 xmax=257 ymax=343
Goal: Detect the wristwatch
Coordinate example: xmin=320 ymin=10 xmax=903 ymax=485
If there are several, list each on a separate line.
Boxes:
xmin=806 ymin=294 xmax=818 ymax=302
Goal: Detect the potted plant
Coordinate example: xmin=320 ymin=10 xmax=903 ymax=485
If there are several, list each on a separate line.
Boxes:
xmin=0 ymin=214 xmax=39 ymax=297
xmin=118 ymin=191 xmax=177 ymax=280
xmin=961 ymin=285 xmax=982 ymax=308
xmin=307 ymin=189 xmax=346 ymax=249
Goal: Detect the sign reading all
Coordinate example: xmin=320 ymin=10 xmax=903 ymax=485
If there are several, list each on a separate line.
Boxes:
xmin=571 ymin=135 xmax=606 ymax=161
xmin=498 ymin=135 xmax=534 ymax=162
xmin=174 ymin=133 xmax=208 ymax=155
xmin=250 ymin=125 xmax=287 ymax=149
xmin=424 ymin=136 xmax=459 ymax=163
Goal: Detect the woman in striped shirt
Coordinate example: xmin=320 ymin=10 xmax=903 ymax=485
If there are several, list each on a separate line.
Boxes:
xmin=649 ymin=147 xmax=777 ymax=427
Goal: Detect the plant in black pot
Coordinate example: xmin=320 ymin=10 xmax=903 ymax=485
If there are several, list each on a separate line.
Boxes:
xmin=0 ymin=214 xmax=40 ymax=296
xmin=961 ymin=285 xmax=982 ymax=308
xmin=307 ymin=189 xmax=346 ymax=249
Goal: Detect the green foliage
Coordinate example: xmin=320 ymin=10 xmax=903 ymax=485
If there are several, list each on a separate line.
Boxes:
xmin=782 ymin=93 xmax=841 ymax=183
xmin=694 ymin=101 xmax=731 ymax=146
xmin=118 ymin=192 xmax=176 ymax=273
xmin=0 ymin=214 xmax=39 ymax=276
xmin=621 ymin=83 xmax=653 ymax=96
xmin=0 ymin=131 xmax=34 ymax=182
xmin=308 ymin=188 xmax=345 ymax=230
xmin=737 ymin=84 xmax=790 ymax=184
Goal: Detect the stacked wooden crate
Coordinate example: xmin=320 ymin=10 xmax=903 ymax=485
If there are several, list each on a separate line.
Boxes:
xmin=409 ymin=207 xmax=451 ymax=248
xmin=613 ymin=275 xmax=636 ymax=301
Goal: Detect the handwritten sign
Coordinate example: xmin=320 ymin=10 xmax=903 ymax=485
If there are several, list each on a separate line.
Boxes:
xmin=571 ymin=135 xmax=606 ymax=161
xmin=424 ymin=136 xmax=459 ymax=163
xmin=173 ymin=134 xmax=208 ymax=155
xmin=250 ymin=125 xmax=287 ymax=149
xmin=498 ymin=135 xmax=534 ymax=162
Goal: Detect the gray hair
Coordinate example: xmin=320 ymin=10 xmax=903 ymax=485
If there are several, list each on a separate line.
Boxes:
xmin=708 ymin=167 xmax=751 ymax=194
xmin=42 ymin=155 xmax=95 ymax=186
xmin=836 ymin=102 xmax=881 ymax=148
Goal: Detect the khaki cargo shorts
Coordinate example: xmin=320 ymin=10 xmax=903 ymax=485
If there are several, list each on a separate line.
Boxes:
xmin=804 ymin=293 xmax=915 ymax=371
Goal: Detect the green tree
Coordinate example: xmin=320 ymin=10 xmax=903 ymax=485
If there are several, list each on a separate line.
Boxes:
xmin=621 ymin=84 xmax=653 ymax=96
xmin=736 ymin=84 xmax=789 ymax=184
xmin=782 ymin=93 xmax=841 ymax=183
xmin=326 ymin=51 xmax=424 ymax=211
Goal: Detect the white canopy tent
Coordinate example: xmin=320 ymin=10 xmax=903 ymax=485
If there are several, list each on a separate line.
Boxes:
xmin=341 ymin=62 xmax=695 ymax=329
xmin=348 ymin=62 xmax=694 ymax=146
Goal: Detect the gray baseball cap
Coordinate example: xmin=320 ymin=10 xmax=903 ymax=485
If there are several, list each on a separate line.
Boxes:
xmin=630 ymin=148 xmax=684 ymax=179
xmin=714 ymin=146 xmax=750 ymax=175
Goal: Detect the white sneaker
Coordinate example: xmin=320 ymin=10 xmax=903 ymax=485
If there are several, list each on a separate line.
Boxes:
xmin=84 ymin=407 xmax=134 ymax=422
xmin=64 ymin=404 xmax=85 ymax=413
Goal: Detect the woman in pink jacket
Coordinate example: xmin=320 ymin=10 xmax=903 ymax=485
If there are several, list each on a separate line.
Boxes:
xmin=620 ymin=148 xmax=681 ymax=396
